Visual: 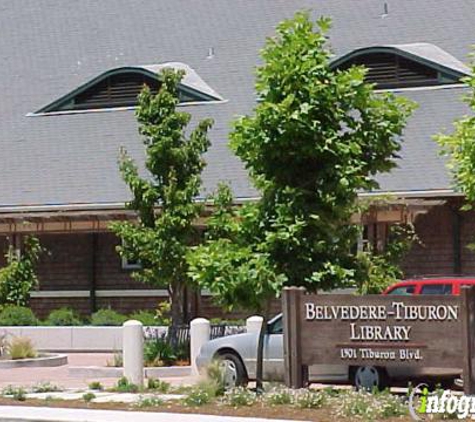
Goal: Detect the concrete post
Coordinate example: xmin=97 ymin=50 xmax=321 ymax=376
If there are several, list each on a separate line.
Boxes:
xmin=246 ymin=315 xmax=264 ymax=334
xmin=190 ymin=318 xmax=210 ymax=376
xmin=123 ymin=320 xmax=144 ymax=387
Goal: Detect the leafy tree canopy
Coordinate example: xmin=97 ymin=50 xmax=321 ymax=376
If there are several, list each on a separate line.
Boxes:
xmin=0 ymin=236 xmax=44 ymax=306
xmin=435 ymin=64 xmax=475 ymax=209
xmin=188 ymin=12 xmax=415 ymax=312
xmin=112 ymin=69 xmax=213 ymax=323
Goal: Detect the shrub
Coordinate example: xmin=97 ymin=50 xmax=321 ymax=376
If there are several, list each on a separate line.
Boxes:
xmin=147 ymin=378 xmax=171 ymax=393
xmin=332 ymin=389 xmax=407 ymax=420
xmin=155 ymin=301 xmax=171 ymax=326
xmin=293 ymin=389 xmax=326 ymax=409
xmin=209 ymin=318 xmax=245 ymax=326
xmin=32 ymin=382 xmax=61 ymax=393
xmin=88 ymin=381 xmax=103 ymax=391
xmin=114 ymin=376 xmax=139 ymax=393
xmin=203 ymin=360 xmax=226 ymax=396
xmin=129 ymin=310 xmax=157 ymax=326
xmin=264 ymin=387 xmax=293 ymax=406
xmin=44 ymin=308 xmax=82 ymax=326
xmin=183 ymin=388 xmax=213 ymax=407
xmin=2 ymin=386 xmax=27 ymax=401
xmin=0 ymin=305 xmax=37 ymax=326
xmin=0 ymin=333 xmax=9 ymax=357
xmin=90 ymin=308 xmax=127 ymax=326
xmin=8 ymin=336 xmax=36 ymax=360
xmin=82 ymin=392 xmax=96 ymax=403
xmin=143 ymin=338 xmax=176 ymax=366
xmin=221 ymin=387 xmax=257 ymax=407
xmin=136 ymin=396 xmax=164 ymax=408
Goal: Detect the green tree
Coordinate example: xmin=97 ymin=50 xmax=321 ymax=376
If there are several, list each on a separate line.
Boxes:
xmin=189 ymin=11 xmax=414 ymax=312
xmin=0 ymin=236 xmax=44 ymax=306
xmin=435 ymin=62 xmax=475 ymax=208
xmin=188 ymin=12 xmax=414 ymax=388
xmin=112 ymin=69 xmax=213 ymax=326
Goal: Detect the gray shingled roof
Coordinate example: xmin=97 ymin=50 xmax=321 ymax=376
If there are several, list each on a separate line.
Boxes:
xmin=1 ymin=0 xmax=474 ymax=210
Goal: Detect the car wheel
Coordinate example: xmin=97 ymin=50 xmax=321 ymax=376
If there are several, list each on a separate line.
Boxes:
xmin=217 ymin=352 xmax=248 ymax=389
xmin=352 ymin=366 xmax=388 ymax=391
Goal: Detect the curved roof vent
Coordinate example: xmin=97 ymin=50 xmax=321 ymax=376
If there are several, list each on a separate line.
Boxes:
xmin=331 ymin=43 xmax=471 ymax=89
xmin=34 ymin=62 xmax=223 ymax=115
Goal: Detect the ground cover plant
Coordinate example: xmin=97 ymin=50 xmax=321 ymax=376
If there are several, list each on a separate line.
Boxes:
xmin=0 ymin=384 xmax=415 ymax=421
xmin=31 ymin=382 xmax=61 ymax=393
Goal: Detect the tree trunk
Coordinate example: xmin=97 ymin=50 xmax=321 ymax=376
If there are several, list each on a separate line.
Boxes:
xmin=169 ymin=281 xmax=185 ymax=327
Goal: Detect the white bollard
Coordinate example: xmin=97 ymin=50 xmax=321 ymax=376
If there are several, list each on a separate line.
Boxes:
xmin=123 ymin=320 xmax=144 ymax=387
xmin=190 ymin=318 xmax=210 ymax=376
xmin=246 ymin=315 xmax=264 ymax=334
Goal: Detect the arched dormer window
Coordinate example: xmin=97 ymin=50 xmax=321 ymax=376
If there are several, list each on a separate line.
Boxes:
xmin=331 ymin=43 xmax=471 ymax=90
xmin=33 ymin=62 xmax=223 ymax=115
xmin=69 ymin=72 xmax=161 ymax=111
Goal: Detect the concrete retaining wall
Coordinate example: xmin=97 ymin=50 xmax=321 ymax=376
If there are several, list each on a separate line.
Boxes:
xmin=0 ymin=326 xmax=167 ymax=352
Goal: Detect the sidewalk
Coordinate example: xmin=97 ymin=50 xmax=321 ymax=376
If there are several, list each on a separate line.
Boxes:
xmin=0 ymin=354 xmax=195 ymax=390
xmin=0 ymin=406 xmax=308 ymax=422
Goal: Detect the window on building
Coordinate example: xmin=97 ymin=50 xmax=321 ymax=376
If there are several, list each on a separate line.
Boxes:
xmin=121 ymin=256 xmax=142 ymax=271
xmin=336 ymin=52 xmax=440 ymax=89
xmin=331 ymin=44 xmax=469 ymax=90
xmin=70 ymin=73 xmax=161 ymax=111
xmin=33 ymin=64 xmax=223 ymax=115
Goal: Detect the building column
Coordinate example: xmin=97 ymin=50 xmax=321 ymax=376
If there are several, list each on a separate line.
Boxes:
xmin=452 ymin=207 xmax=462 ymax=275
xmin=90 ymin=232 xmax=98 ymax=312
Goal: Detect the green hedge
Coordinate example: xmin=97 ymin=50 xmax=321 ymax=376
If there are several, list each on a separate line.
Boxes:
xmin=0 ymin=305 xmax=38 ymax=326
xmin=44 ymin=307 xmax=82 ymax=326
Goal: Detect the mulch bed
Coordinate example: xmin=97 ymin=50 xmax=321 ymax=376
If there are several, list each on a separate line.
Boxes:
xmin=0 ymin=397 xmax=414 ymax=421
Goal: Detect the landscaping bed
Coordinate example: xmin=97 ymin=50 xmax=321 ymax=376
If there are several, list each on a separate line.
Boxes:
xmin=0 ymin=394 xmax=414 ymax=422
xmin=0 ymin=377 xmax=417 ymax=422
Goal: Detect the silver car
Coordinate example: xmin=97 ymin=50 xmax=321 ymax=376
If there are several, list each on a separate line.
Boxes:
xmin=196 ymin=314 xmax=458 ymax=390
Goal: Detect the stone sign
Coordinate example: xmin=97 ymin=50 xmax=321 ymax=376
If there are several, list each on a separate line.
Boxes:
xmin=282 ymin=286 xmax=475 ymax=393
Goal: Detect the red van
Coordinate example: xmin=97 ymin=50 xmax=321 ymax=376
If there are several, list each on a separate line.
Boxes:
xmin=383 ymin=278 xmax=475 ymax=296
